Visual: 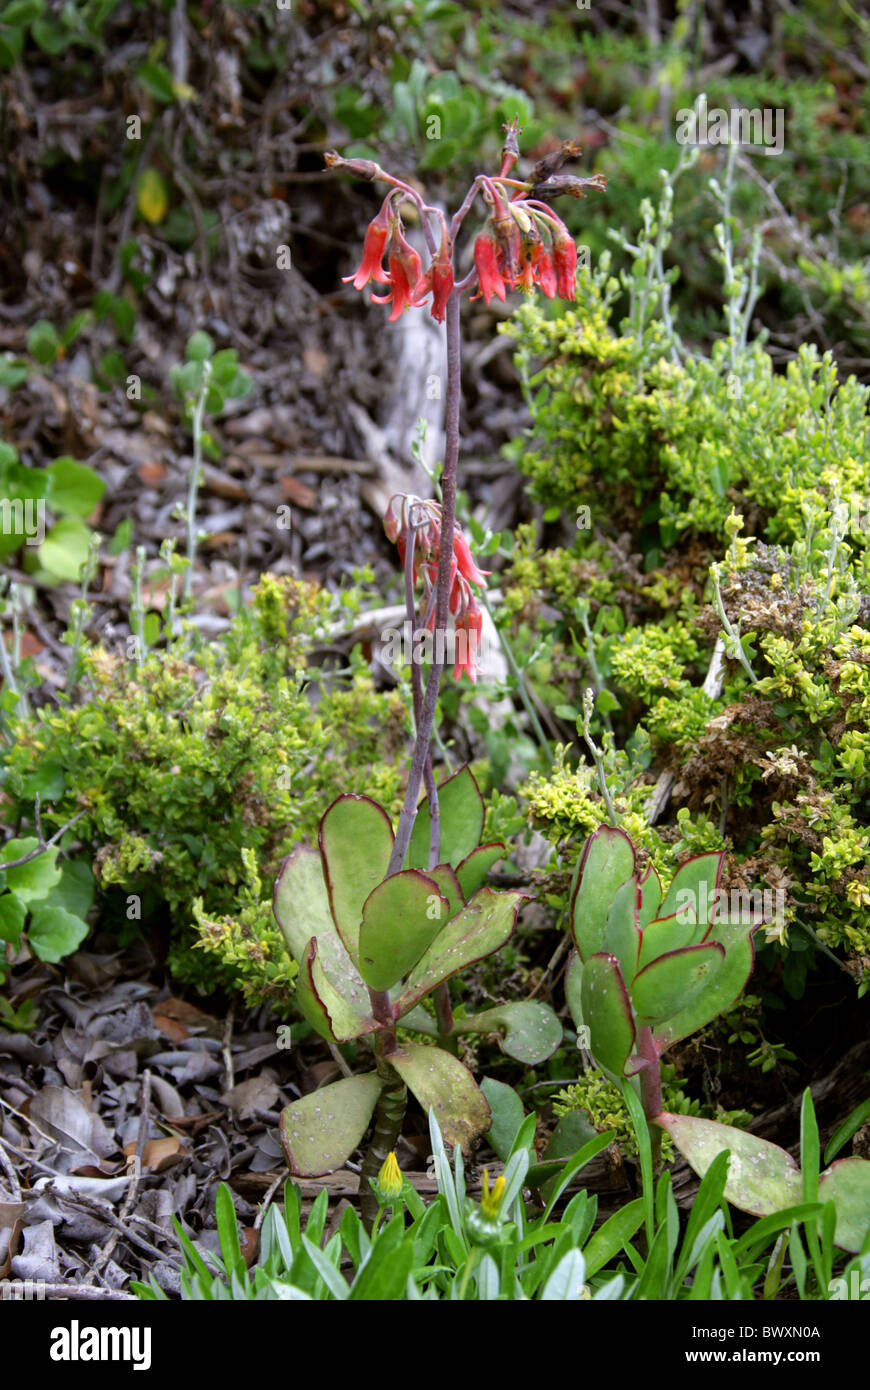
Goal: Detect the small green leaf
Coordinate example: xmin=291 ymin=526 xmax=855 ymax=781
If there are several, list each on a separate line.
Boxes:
xmin=186 ymin=330 xmax=215 ymax=362
xmin=27 ymin=319 xmax=60 ymax=366
xmin=27 ymin=906 xmax=89 ymax=962
xmin=280 ymin=1074 xmax=384 ymax=1178
xmin=0 ymin=838 xmax=61 ymax=902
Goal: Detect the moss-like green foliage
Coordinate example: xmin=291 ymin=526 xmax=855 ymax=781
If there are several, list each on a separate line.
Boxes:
xmin=500 ymin=212 xmax=870 ymax=990
xmin=1 ymin=576 xmax=409 ymax=1003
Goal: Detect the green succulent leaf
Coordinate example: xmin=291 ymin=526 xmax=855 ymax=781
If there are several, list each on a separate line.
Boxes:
xmin=455 ymin=843 xmax=505 ymax=899
xmin=406 ymin=765 xmax=484 ymax=871
xmin=653 ymin=918 xmax=758 ymax=1052
xmin=564 ymin=950 xmax=584 ymax=1034
xmin=425 ymin=863 xmax=464 ymax=920
xmin=392 ymin=887 xmax=525 ymax=1017
xmin=454 ymin=1000 xmax=563 ymax=1065
xmin=388 ymin=1043 xmax=490 ymax=1152
xmin=357 ymin=869 xmax=448 ymax=991
xmin=273 ymin=845 xmax=336 ymax=963
xmin=570 ymin=826 xmax=636 ymax=962
xmin=656 ymin=1113 xmax=803 ymax=1218
xmin=638 ymin=863 xmax=663 ymax=929
xmin=580 ymin=952 xmax=635 ymax=1079
xmin=304 ymin=939 xmax=379 ymax=1043
xmin=280 ymin=1074 xmax=384 ymax=1177
xmin=637 ymin=912 xmax=698 ymax=971
xmin=479 ymin=1078 xmax=525 ymax=1161
xmin=601 ymin=876 xmax=642 ymax=986
xmin=657 ymin=852 xmax=725 ymax=930
xmin=630 ymin=942 xmax=724 ymax=1027
xmin=319 ymin=795 xmax=394 ymax=962
xmin=817 ymin=1158 xmax=870 ymax=1253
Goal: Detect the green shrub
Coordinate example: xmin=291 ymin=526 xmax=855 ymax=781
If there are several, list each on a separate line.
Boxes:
xmin=500 ymin=173 xmax=870 ymax=994
xmin=0 ymin=575 xmax=409 ymax=1002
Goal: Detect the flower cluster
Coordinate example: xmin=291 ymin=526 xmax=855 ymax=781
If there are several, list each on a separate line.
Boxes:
xmin=342 ymin=190 xmax=454 ymax=323
xmin=384 ymin=494 xmax=488 ymax=683
xmin=330 ymin=125 xmax=605 ymax=323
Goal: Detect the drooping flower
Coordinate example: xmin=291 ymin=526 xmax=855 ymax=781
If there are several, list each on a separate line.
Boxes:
xmin=452 ymin=529 xmax=490 ymax=587
xmin=552 ymin=226 xmax=578 ymax=301
xmin=370 ymin=225 xmax=424 ymax=322
xmin=531 ymin=240 xmax=557 ymax=299
xmin=453 ymin=602 xmax=483 ymax=684
xmin=342 ymin=195 xmax=394 ymax=291
xmin=412 ymin=230 xmax=454 ymax=323
xmin=473 ymin=228 xmax=507 ymax=304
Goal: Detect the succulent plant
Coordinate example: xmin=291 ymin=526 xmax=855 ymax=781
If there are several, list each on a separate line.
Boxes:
xmin=273 ymin=768 xmax=561 ymax=1209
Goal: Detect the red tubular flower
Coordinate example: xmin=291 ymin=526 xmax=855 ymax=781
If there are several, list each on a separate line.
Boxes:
xmin=453 ymin=529 xmax=490 ymax=587
xmin=552 ymin=226 xmax=578 ymax=301
xmin=342 ymin=196 xmax=394 ymax=291
xmin=412 ymin=228 xmax=454 ymax=324
xmin=453 ymin=603 xmax=483 ymax=684
xmin=473 ymin=228 xmax=507 ymax=305
xmin=532 ymin=241 xmax=557 ymax=299
xmin=371 ymin=226 xmax=423 ymax=321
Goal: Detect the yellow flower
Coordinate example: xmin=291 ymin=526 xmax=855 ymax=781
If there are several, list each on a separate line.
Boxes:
xmin=480 ymin=1169 xmax=505 ymax=1220
xmin=375 ymin=1151 xmax=403 ymax=1202
xmin=846 ymin=880 xmax=870 ymax=909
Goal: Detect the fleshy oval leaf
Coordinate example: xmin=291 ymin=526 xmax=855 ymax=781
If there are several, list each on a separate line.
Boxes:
xmin=630 ymin=942 xmax=724 ymax=1027
xmin=389 ymin=1043 xmax=490 ymax=1152
xmin=580 ymin=952 xmax=636 ymax=1079
xmin=655 ymin=1113 xmax=803 ymax=1217
xmin=280 ymin=1073 xmax=384 ymax=1177
xmin=571 ymin=826 xmax=636 ymax=963
xmin=319 ymin=794 xmax=394 ymax=962
xmin=406 ymin=765 xmax=484 ymax=871
xmin=357 ymin=869 xmax=448 ymax=991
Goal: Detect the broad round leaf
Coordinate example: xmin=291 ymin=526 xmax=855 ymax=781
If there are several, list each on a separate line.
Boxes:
xmin=28 ymin=906 xmax=89 ymax=963
xmin=630 ymin=942 xmax=724 ymax=1026
xmin=280 ymin=1074 xmax=384 ymax=1177
xmin=389 ymin=1043 xmax=490 ymax=1151
xmin=357 ymin=869 xmax=448 ymax=991
xmin=319 ymin=795 xmax=394 ymax=962
xmin=656 ymin=1113 xmax=803 ymax=1217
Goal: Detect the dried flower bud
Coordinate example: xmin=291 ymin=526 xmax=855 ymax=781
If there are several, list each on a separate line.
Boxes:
xmin=529 ymin=172 xmax=607 ymax=201
xmin=323 ymin=151 xmax=381 ymax=181
xmin=530 ymin=139 xmax=583 ymax=184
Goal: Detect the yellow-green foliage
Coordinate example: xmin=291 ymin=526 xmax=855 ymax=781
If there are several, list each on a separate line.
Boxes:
xmin=500 ymin=229 xmax=870 ymax=982
xmin=1 ymin=576 xmax=409 ymax=1001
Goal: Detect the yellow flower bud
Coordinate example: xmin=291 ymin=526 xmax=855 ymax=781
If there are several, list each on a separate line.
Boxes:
xmin=375 ymin=1151 xmax=403 ymax=1202
xmin=480 ymin=1169 xmax=505 ymax=1220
